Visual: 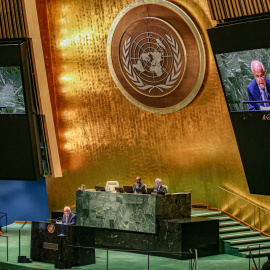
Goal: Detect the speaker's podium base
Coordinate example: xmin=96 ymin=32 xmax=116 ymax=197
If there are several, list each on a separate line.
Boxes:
xmin=54 ymin=262 xmax=72 ymax=269
xmin=18 ymin=256 xmax=32 ymax=263
xmin=31 ymin=222 xmax=95 ymax=267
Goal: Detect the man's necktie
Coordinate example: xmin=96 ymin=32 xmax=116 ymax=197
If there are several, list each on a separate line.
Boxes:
xmin=262 ymin=89 xmax=269 ymax=107
xmin=265 ymin=90 xmax=269 ymax=107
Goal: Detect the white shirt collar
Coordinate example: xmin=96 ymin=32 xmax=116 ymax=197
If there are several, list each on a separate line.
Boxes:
xmin=259 ymin=85 xmax=266 ymax=91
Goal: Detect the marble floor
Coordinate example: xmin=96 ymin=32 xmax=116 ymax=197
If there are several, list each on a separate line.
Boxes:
xmin=0 ymin=223 xmax=265 ymax=270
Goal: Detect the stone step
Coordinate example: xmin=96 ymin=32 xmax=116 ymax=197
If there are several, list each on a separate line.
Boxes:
xmin=220 ymin=231 xmax=260 ymax=239
xmin=210 ymin=216 xmax=231 ymax=221
xmin=228 ymin=237 xmax=270 ymax=246
xmin=220 ymin=226 xmax=250 ymax=233
xmin=233 ymin=242 xmax=270 ymax=251
xmin=191 ymin=211 xmax=221 ymax=217
xmin=219 ymin=221 xmax=241 ymax=227
xmin=244 ymin=248 xmax=270 ymax=258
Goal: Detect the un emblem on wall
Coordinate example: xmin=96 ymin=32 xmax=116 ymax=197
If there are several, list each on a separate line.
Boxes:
xmin=108 ymin=0 xmax=205 ymax=114
xmin=120 ymin=18 xmax=186 ymax=97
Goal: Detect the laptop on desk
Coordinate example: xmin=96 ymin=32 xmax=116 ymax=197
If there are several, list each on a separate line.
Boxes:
xmin=95 ymin=186 xmax=105 ymax=191
xmin=135 ymin=188 xmax=146 ymax=194
xmin=157 ymin=190 xmax=165 ymax=195
xmin=115 ymin=187 xmax=123 ymax=193
xmin=146 ymin=188 xmax=154 ymax=194
xmin=123 ymin=186 xmax=133 ymax=193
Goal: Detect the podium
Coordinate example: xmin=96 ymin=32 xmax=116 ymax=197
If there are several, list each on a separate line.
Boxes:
xmin=76 ymin=190 xmax=191 ymax=233
xmin=76 ymin=190 xmax=219 ymax=259
xmin=31 ymin=222 xmax=95 ymax=268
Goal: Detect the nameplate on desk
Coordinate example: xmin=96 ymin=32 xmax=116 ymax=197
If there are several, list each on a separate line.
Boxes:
xmin=43 ymin=242 xmax=58 ymax=250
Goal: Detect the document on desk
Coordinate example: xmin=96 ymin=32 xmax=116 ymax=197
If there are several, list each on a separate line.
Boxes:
xmin=260 ymin=105 xmax=270 ymax=111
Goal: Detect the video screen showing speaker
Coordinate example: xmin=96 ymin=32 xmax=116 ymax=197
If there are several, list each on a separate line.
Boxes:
xmin=215 ymin=48 xmax=270 ymax=112
xmin=208 ymin=18 xmax=270 ymax=195
xmin=0 ymin=66 xmax=25 ymax=114
xmin=0 ymin=39 xmax=42 ymax=180
xmin=0 ymin=66 xmax=25 ymax=113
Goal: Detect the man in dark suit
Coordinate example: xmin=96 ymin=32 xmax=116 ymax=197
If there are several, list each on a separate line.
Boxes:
xmin=262 ymin=254 xmax=270 ymax=270
xmin=62 ymin=206 xmax=76 ymax=225
xmin=247 ymin=60 xmax=270 ymax=111
xmin=132 ymin=176 xmax=146 ymax=193
xmin=153 ymin=178 xmax=167 ymax=193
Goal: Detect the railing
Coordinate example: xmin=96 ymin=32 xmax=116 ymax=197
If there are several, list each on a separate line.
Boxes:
xmin=217 ymin=186 xmax=270 ymax=236
xmin=0 ymin=235 xmax=8 ymax=261
xmin=248 ymin=244 xmax=263 ymax=270
xmin=18 ymin=221 xmax=27 ymax=258
xmin=0 ymin=212 xmax=7 ymax=233
xmin=70 ymin=246 xmax=199 ymax=270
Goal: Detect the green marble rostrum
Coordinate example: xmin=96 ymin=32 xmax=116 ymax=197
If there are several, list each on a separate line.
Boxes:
xmin=76 ymin=191 xmax=191 ymax=234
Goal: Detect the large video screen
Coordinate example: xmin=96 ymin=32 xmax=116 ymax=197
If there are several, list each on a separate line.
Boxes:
xmin=208 ymin=18 xmax=270 ymax=196
xmin=0 ymin=66 xmax=25 ymax=113
xmin=0 ymin=40 xmax=42 ymax=180
xmin=216 ymin=48 xmax=270 ymax=112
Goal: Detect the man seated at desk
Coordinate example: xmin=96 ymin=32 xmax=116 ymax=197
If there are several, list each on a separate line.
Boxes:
xmin=132 ymin=176 xmax=146 ymax=194
xmin=62 ymin=206 xmax=76 ymax=225
xmin=153 ymin=178 xmax=167 ymax=193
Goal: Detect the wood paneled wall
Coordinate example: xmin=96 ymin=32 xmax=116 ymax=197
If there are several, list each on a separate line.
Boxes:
xmin=207 ymin=0 xmax=270 ymax=23
xmin=0 ymin=0 xmax=26 ymax=38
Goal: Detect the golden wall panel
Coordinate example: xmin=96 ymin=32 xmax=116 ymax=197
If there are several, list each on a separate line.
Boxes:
xmin=41 ymin=0 xmax=270 ymax=233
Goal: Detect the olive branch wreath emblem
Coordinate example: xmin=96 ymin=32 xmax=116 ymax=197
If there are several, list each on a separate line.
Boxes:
xmin=122 ymin=35 xmax=182 ymax=93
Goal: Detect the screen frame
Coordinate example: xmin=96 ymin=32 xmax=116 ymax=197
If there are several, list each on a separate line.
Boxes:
xmin=0 ymin=39 xmax=42 ymax=180
xmin=208 ymin=18 xmax=270 ymax=195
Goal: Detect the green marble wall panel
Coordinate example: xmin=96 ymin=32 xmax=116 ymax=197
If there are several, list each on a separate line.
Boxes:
xmin=76 ymin=190 xmax=156 ymax=233
xmin=76 ymin=191 xmax=191 ymax=234
xmin=156 ymin=192 xmax=191 ymax=220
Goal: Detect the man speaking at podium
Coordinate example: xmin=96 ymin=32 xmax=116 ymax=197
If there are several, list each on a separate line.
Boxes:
xmin=62 ymin=206 xmax=76 ymax=225
xmin=247 ymin=60 xmax=270 ymax=111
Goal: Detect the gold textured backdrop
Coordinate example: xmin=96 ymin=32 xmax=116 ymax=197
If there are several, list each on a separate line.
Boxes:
xmin=36 ymin=0 xmax=270 ymax=231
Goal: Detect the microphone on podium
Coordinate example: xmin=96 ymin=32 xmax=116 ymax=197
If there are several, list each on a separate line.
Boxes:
xmin=46 ymin=216 xmax=62 ymax=224
xmin=96 ymin=182 xmax=103 ymax=186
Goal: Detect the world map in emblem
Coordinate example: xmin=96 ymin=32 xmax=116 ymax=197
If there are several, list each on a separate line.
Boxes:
xmin=120 ymin=18 xmax=186 ymax=97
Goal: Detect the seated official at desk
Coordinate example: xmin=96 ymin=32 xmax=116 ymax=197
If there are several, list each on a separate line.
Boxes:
xmin=132 ymin=176 xmax=146 ymax=193
xmin=62 ymin=206 xmax=76 ymax=225
xmin=153 ymin=178 xmax=167 ymax=193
